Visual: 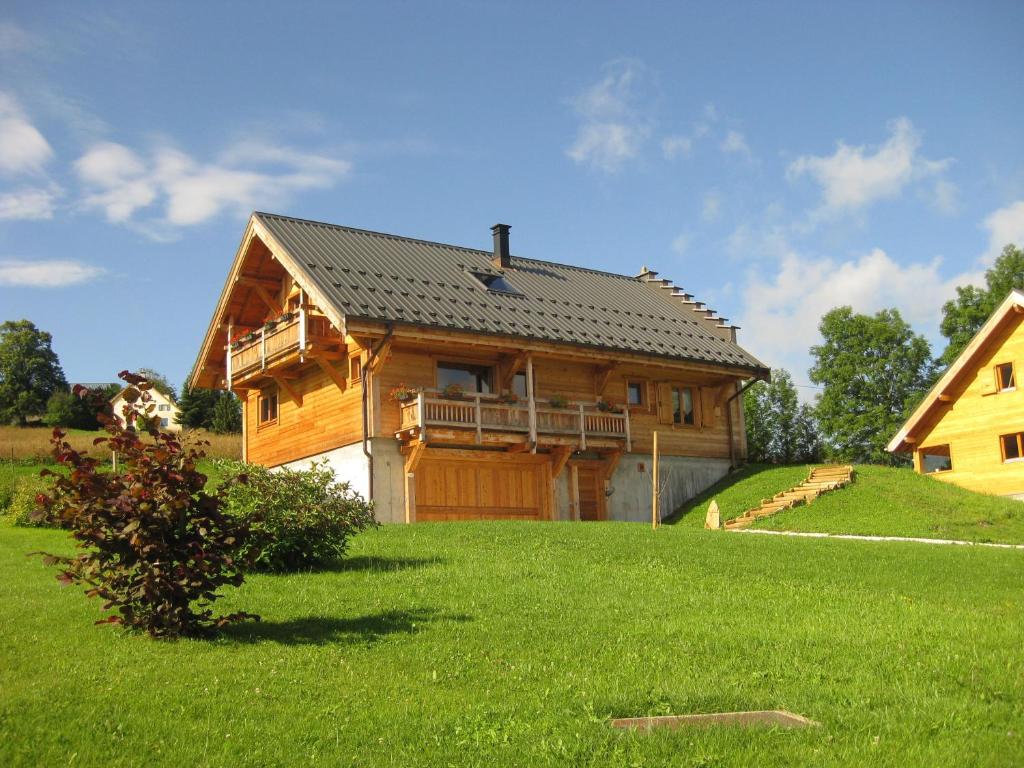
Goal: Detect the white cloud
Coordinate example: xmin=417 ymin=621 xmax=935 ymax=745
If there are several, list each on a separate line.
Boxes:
xmin=720 ymin=130 xmax=750 ymax=156
xmin=0 ymin=22 xmax=36 ymax=54
xmin=661 ymin=135 xmax=692 ymax=160
xmin=787 ymin=117 xmax=950 ymax=215
xmin=671 ymin=233 xmax=689 ymax=255
xmin=0 ymin=258 xmax=103 ymax=287
xmin=736 ymin=247 xmax=982 ymax=390
xmin=75 ymin=139 xmax=352 ymax=232
xmin=0 ymin=92 xmax=54 ymax=176
xmin=702 ymin=190 xmax=721 ymax=221
xmin=931 ymin=178 xmax=959 ymax=215
xmin=982 ymin=200 xmax=1024 ymax=262
xmin=566 ymin=59 xmax=651 ymax=172
xmin=0 ymin=187 xmax=58 ymax=220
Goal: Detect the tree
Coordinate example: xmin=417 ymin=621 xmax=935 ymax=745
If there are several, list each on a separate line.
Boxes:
xmin=136 ymin=368 xmax=176 ymax=401
xmin=44 ymin=390 xmax=99 ymax=430
xmin=176 ymin=379 xmax=239 ymax=432
xmin=743 ymin=369 xmax=823 ymax=463
xmin=210 ymin=392 xmax=242 ymax=434
xmin=940 ymin=244 xmax=1024 ymax=365
xmin=0 ymin=320 xmax=67 ymax=426
xmin=811 ymin=307 xmax=937 ymax=465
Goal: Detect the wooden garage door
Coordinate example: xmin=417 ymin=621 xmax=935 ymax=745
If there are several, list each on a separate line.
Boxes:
xmin=414 ymin=451 xmax=550 ymax=521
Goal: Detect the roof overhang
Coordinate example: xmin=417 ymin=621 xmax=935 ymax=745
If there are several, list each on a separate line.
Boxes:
xmin=886 ymin=288 xmax=1024 ymax=453
xmin=188 ymin=214 xmax=347 ymax=391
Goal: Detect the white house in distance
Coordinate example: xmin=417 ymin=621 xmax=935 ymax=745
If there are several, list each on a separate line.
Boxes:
xmin=110 ymin=387 xmax=182 ymax=433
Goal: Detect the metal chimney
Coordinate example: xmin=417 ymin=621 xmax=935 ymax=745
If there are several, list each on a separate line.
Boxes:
xmin=491 ymin=223 xmax=511 ymax=268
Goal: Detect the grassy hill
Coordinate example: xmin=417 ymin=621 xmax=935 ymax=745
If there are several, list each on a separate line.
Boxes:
xmin=2 ymin=522 xmax=1022 ymax=766
xmin=670 ymin=463 xmax=1024 ymax=544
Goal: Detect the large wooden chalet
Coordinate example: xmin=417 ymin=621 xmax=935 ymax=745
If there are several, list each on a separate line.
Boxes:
xmin=191 ymin=213 xmax=769 ymax=523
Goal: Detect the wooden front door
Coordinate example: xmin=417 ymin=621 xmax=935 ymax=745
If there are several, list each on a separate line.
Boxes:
xmin=576 ymin=465 xmax=606 ymax=521
xmin=414 ymin=450 xmax=550 ymax=521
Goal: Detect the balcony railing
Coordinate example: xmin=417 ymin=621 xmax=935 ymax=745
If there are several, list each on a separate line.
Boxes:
xmin=398 ymin=392 xmax=631 ymax=451
xmin=227 ymin=311 xmax=333 ymax=384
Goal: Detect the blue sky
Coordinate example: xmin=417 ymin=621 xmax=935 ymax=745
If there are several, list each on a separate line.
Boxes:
xmin=1 ymin=1 xmax=1023 ymax=395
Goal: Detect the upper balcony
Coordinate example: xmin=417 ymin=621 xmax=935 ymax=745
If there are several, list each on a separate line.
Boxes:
xmin=396 ymin=391 xmax=631 ymax=451
xmin=227 ymin=310 xmax=336 ymax=385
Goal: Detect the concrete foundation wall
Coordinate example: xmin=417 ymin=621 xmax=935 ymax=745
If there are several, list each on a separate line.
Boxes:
xmin=277 ymin=439 xmax=406 ymax=524
xmin=605 ymin=454 xmax=730 ymax=523
xmin=281 ymin=441 xmax=729 ymax=525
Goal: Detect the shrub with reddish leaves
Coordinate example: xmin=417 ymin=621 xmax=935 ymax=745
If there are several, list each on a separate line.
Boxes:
xmin=35 ymin=371 xmax=256 ymax=638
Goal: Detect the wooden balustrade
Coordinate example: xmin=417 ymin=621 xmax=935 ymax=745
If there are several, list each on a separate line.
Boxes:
xmin=398 ymin=392 xmax=630 ymax=449
xmin=228 ymin=313 xmax=335 ymax=381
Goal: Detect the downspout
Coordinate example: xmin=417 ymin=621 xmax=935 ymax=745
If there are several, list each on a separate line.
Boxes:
xmin=361 ymin=324 xmax=394 ymax=501
xmin=725 ymin=375 xmax=767 ymax=469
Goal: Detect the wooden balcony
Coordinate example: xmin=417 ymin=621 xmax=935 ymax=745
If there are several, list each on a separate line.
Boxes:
xmin=227 ymin=311 xmax=336 ymax=385
xmin=397 ymin=392 xmax=631 ymax=451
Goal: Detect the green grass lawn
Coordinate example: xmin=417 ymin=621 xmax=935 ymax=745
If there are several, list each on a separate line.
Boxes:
xmin=2 ymin=522 xmax=1022 ymax=766
xmin=671 ymin=463 xmax=1024 ymax=544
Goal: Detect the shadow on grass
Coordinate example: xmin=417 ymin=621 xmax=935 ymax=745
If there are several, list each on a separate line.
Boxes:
xmin=223 ymin=608 xmax=471 ymax=646
xmin=329 ymin=555 xmax=445 ymax=573
xmin=254 ymin=555 xmax=446 ymax=576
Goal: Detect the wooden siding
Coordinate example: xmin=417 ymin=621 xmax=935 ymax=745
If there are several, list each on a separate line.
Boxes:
xmin=374 ymin=345 xmax=745 ymax=460
xmin=244 ymin=363 xmax=362 ymax=467
xmin=911 ymin=313 xmax=1024 ymax=496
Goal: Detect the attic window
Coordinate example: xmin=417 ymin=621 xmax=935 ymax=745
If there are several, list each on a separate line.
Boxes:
xmin=470 ymin=271 xmax=522 ymax=296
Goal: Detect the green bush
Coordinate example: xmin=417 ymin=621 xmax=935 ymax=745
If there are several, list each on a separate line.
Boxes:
xmin=9 ymin=476 xmax=62 ymax=527
xmin=216 ymin=459 xmax=377 ymax=572
xmin=0 ymin=469 xmax=17 ymax=513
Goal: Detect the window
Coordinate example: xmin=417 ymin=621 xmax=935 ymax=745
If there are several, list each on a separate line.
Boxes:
xmin=672 ymin=386 xmax=695 ymax=426
xmin=511 ymin=371 xmax=534 ymax=399
xmin=259 ymin=389 xmax=279 ymax=425
xmin=627 ymin=381 xmax=645 ymax=408
xmin=349 ymin=355 xmax=362 ymax=383
xmin=470 ymin=271 xmax=522 ymax=296
xmin=157 ymin=404 xmax=170 ymax=412
xmin=1001 ymin=432 xmax=1024 ymax=462
xmin=996 ymin=362 xmax=1016 ymax=392
xmin=919 ymin=445 xmax=952 ymax=473
xmin=437 ymin=362 xmax=492 ymax=394
xmin=160 ymin=417 xmax=169 ymax=428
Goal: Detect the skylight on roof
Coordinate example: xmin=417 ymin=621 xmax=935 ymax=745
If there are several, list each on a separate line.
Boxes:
xmin=471 ymin=271 xmax=522 ymax=296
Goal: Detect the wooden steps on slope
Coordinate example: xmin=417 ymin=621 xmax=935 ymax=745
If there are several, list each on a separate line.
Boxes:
xmin=724 ymin=465 xmax=855 ymax=530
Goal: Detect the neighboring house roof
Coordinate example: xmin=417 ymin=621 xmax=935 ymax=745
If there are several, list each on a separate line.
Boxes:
xmin=248 ymin=212 xmax=768 ymax=374
xmin=73 ymin=382 xmax=120 ymax=390
xmin=887 ymin=288 xmax=1024 ymax=453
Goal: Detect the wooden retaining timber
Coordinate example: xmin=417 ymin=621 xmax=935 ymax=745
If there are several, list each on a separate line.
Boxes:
xmin=724 ymin=465 xmax=855 ymax=530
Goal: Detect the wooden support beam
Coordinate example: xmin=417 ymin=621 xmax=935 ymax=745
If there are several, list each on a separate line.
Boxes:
xmin=603 ymin=449 xmax=623 ymax=480
xmin=273 ymin=376 xmax=302 ymax=407
xmin=507 ymin=442 xmax=531 ymax=453
xmin=236 ymin=274 xmax=281 ymax=291
xmin=937 ymin=394 xmax=953 ymax=402
xmin=404 ymin=441 xmax=427 ymax=474
xmin=551 ymin=446 xmax=572 ymax=478
xmin=501 ymin=352 xmax=528 ymax=389
xmin=595 ymin=362 xmax=618 ymax=396
xmin=368 ymin=338 xmax=393 ymax=374
xmin=316 ymin=357 xmax=347 ymax=393
xmin=252 ymin=284 xmax=283 ymax=316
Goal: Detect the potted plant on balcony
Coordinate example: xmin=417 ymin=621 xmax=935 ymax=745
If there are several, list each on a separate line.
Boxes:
xmin=441 ymin=383 xmax=465 ymax=400
xmin=547 ymin=394 xmax=568 ymax=409
xmin=388 ymin=384 xmax=419 ymax=403
xmin=596 ymin=399 xmax=621 ymax=413
xmin=496 ymin=392 xmax=520 ymax=404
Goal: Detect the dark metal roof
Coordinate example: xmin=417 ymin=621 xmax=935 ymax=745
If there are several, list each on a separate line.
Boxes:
xmin=255 ymin=212 xmax=768 ymax=374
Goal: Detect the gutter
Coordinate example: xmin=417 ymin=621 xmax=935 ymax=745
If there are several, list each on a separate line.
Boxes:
xmin=361 ymin=324 xmax=394 ymax=501
xmin=725 ymin=374 xmax=769 ymax=469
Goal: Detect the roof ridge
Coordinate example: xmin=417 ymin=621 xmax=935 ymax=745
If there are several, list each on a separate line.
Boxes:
xmin=253 ymin=211 xmax=641 ymax=282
